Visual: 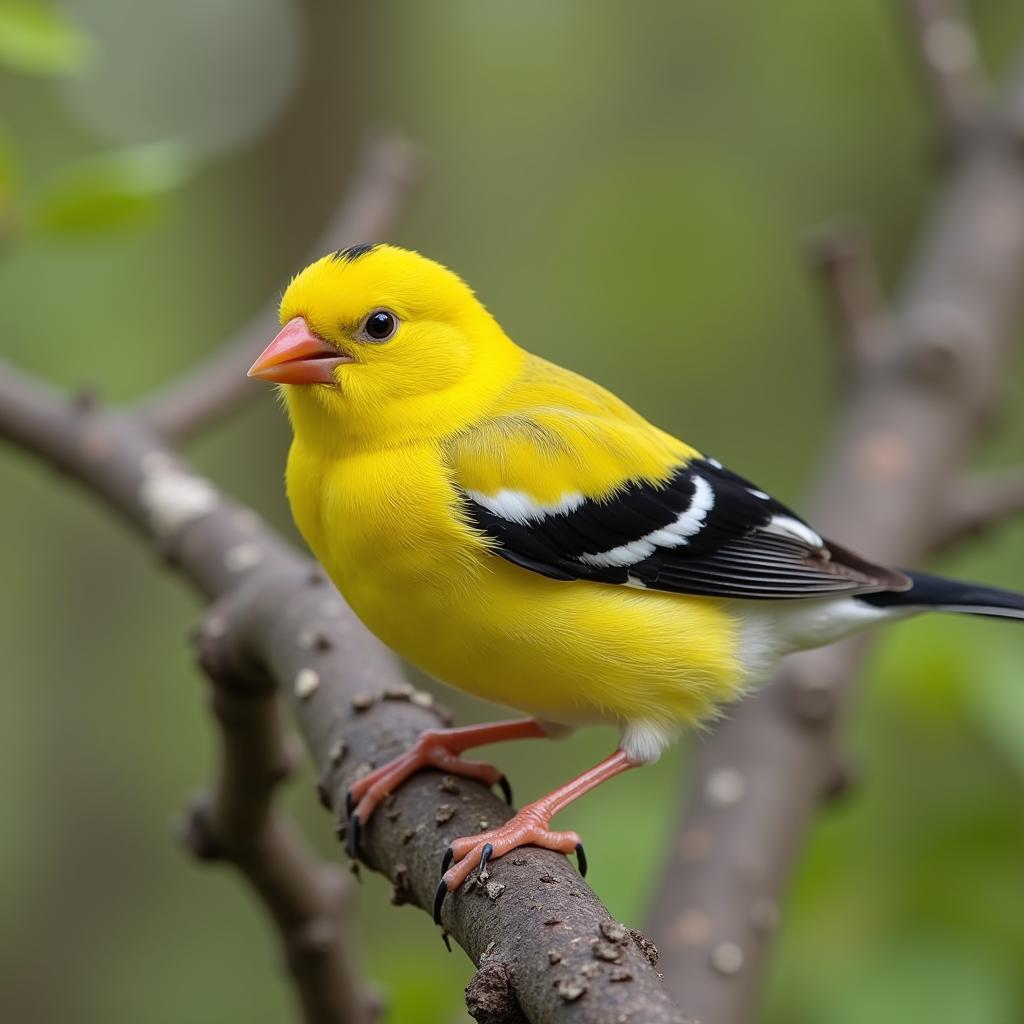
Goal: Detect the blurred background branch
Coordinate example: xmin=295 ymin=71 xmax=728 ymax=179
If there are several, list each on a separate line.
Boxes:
xmin=930 ymin=466 xmax=1024 ymax=553
xmin=806 ymin=219 xmax=891 ymax=373
xmin=646 ymin=6 xmax=1024 ymax=1021
xmin=139 ymin=131 xmax=422 ymax=443
xmin=184 ymin=592 xmax=379 ymax=1024
xmin=904 ymin=0 xmax=988 ymax=149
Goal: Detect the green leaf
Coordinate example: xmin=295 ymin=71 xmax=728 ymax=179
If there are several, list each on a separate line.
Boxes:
xmin=0 ymin=2 xmax=93 ymax=76
xmin=31 ymin=143 xmax=193 ymax=236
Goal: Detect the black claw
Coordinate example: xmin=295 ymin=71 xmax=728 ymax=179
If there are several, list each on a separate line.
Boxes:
xmin=497 ymin=774 xmax=513 ymax=804
xmin=441 ymin=931 xmax=452 ymax=953
xmin=441 ymin=847 xmax=454 ymax=875
xmin=478 ymin=842 xmax=494 ymax=878
xmin=575 ymin=842 xmax=587 ymax=878
xmin=346 ymin=813 xmax=361 ymax=860
xmin=433 ymin=879 xmax=448 ymax=925
xmin=344 ymin=791 xmax=354 ymax=817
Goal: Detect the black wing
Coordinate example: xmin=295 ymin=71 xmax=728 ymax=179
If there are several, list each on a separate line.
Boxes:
xmin=461 ymin=457 xmax=909 ymax=600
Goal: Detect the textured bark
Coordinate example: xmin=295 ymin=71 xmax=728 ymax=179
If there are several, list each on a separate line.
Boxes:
xmin=185 ymin=594 xmax=377 ymax=1024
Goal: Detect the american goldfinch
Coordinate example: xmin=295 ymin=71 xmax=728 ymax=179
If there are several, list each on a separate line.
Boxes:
xmin=249 ymin=243 xmax=1024 ymax=922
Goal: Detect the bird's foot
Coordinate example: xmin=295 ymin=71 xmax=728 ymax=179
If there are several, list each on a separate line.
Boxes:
xmin=345 ymin=729 xmax=511 ymax=858
xmin=433 ymin=804 xmax=586 ymax=924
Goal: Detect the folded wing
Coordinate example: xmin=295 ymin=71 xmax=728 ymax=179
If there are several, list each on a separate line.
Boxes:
xmin=460 ymin=456 xmax=909 ymax=600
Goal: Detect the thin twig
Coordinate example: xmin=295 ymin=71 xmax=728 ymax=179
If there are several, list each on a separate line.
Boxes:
xmin=0 ymin=360 xmax=685 ymax=1024
xmin=806 ymin=219 xmax=891 ymax=369
xmin=903 ymin=0 xmax=988 ymax=148
xmin=183 ymin=595 xmax=378 ymax=1024
xmin=139 ymin=131 xmax=422 ymax=443
xmin=929 ymin=465 xmax=1024 ymax=552
xmin=647 ymin=50 xmax=1024 ymax=1024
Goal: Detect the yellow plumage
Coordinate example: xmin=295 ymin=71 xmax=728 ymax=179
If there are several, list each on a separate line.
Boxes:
xmin=279 ymin=245 xmax=743 ymax=752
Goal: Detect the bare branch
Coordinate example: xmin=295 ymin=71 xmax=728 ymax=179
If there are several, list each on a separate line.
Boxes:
xmin=902 ymin=0 xmax=988 ymax=147
xmin=806 ymin=219 xmax=891 ymax=370
xmin=929 ymin=465 xmax=1024 ymax=552
xmin=647 ymin=55 xmax=1024 ymax=1024
xmin=139 ymin=131 xmax=422 ymax=443
xmin=0 ymin=359 xmax=685 ymax=1024
xmin=182 ymin=595 xmax=378 ymax=1024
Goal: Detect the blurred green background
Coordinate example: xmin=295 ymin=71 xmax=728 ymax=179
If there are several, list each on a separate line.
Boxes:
xmin=2 ymin=2 xmax=1024 ymax=1022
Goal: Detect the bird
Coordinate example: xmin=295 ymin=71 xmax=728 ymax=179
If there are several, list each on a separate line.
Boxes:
xmin=248 ymin=242 xmax=1024 ymax=924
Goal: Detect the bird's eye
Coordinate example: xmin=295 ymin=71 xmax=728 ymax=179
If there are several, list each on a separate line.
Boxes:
xmin=360 ymin=309 xmax=398 ymax=343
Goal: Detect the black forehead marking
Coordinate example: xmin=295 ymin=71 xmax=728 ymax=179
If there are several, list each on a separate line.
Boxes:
xmin=331 ymin=243 xmax=378 ymax=263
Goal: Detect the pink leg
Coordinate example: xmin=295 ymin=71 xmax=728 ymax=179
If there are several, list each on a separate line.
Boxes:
xmin=433 ymin=748 xmax=638 ymax=924
xmin=344 ymin=718 xmax=547 ymax=857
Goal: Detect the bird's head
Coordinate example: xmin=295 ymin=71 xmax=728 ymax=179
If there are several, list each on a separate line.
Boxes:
xmin=249 ymin=244 xmax=522 ymax=451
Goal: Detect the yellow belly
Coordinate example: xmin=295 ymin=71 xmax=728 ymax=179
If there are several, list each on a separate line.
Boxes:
xmin=287 ymin=441 xmax=744 ymax=731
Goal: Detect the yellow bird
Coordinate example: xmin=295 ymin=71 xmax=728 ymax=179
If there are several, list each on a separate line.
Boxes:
xmin=249 ymin=243 xmax=1024 ymax=922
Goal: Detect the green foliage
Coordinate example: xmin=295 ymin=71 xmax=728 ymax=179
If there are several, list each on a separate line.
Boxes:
xmin=816 ymin=936 xmax=1018 ymax=1024
xmin=0 ymin=122 xmax=17 ymax=218
xmin=0 ymin=1 xmax=93 ymax=76
xmin=969 ymin=642 xmax=1024 ymax=781
xmin=29 ymin=142 xmax=193 ymax=236
xmin=0 ymin=6 xmax=189 ymax=243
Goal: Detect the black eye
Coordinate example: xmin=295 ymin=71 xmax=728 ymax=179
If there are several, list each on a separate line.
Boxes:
xmin=362 ymin=309 xmax=398 ymax=342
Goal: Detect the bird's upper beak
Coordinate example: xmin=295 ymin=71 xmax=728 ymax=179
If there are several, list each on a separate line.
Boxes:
xmin=247 ymin=317 xmax=352 ymax=385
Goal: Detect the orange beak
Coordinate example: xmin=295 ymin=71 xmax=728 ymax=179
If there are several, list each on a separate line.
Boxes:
xmin=247 ymin=317 xmax=352 ymax=385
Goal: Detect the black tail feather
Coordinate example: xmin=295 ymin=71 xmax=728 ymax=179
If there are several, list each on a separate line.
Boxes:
xmin=859 ymin=571 xmax=1024 ymax=621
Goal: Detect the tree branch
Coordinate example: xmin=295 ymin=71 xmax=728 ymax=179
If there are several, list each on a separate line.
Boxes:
xmin=806 ymin=219 xmax=891 ymax=371
xmin=182 ymin=594 xmax=379 ymax=1023
xmin=902 ymin=0 xmax=988 ymax=149
xmin=138 ymin=131 xmax=422 ymax=443
xmin=647 ymin=44 xmax=1024 ymax=1024
xmin=0 ymin=360 xmax=684 ymax=1024
xmin=928 ymin=465 xmax=1024 ymax=552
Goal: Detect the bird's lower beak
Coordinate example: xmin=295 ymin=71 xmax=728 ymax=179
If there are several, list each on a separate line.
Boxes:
xmin=247 ymin=317 xmax=352 ymax=385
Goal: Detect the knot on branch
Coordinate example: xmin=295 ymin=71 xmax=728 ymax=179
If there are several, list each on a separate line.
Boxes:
xmin=68 ymin=386 xmax=113 ymax=467
xmin=389 ymin=862 xmax=412 ymax=906
xmin=465 ymin=961 xmax=528 ymax=1024
xmin=928 ymin=466 xmax=1024 ymax=553
xmin=628 ymin=928 xmax=660 ymax=968
xmin=71 ymin=385 xmax=99 ymax=413
xmin=823 ymin=754 xmax=857 ymax=804
xmin=785 ymin=672 xmax=839 ymax=727
xmin=285 ymin=915 xmax=338 ymax=967
xmin=899 ymin=303 xmax=985 ymax=396
xmin=782 ymin=652 xmax=851 ymax=728
xmin=193 ymin=597 xmax=274 ymax=697
xmin=806 ymin=217 xmax=893 ymax=375
xmin=180 ymin=793 xmax=225 ymax=862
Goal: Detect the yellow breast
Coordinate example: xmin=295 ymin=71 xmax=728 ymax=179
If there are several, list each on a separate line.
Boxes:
xmin=286 ymin=439 xmax=745 ymax=733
